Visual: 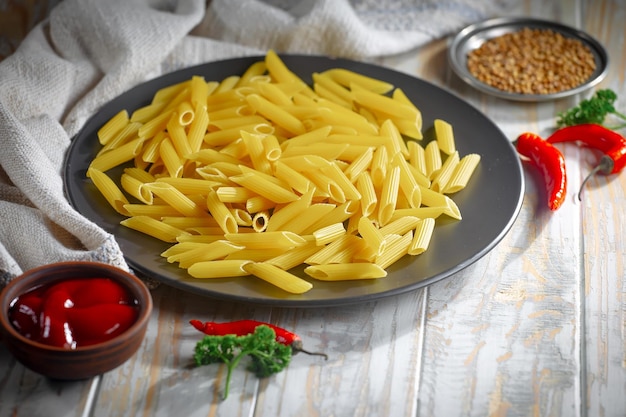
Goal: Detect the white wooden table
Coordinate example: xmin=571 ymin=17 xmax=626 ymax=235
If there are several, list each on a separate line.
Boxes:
xmin=1 ymin=0 xmax=624 ymax=416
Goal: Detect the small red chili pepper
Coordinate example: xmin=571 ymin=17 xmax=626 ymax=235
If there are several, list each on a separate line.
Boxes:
xmin=516 ymin=132 xmax=567 ymax=210
xmin=190 ymin=319 xmax=327 ymax=359
xmin=547 ymin=123 xmax=626 ymax=199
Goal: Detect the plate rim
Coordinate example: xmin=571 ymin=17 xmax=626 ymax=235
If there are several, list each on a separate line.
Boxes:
xmin=64 ymin=54 xmax=525 ymax=307
xmin=448 ymin=16 xmax=609 ymax=102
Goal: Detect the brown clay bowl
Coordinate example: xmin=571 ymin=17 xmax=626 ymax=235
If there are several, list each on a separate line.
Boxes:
xmin=0 ymin=261 xmax=153 ymax=380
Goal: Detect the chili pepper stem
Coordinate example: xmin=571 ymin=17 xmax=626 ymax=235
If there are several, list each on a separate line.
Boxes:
xmin=578 ymin=155 xmax=615 ymax=200
xmin=290 ymin=340 xmax=328 ymax=360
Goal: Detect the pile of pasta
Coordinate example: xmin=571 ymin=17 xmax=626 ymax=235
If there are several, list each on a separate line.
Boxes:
xmin=88 ymin=50 xmax=480 ymax=294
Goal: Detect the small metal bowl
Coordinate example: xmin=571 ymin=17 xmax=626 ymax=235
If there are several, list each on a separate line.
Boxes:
xmin=448 ymin=17 xmax=609 ymax=101
xmin=0 ymin=261 xmax=153 ymax=380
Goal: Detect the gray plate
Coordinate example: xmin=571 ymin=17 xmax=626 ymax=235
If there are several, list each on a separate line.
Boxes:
xmin=64 ymin=55 xmax=524 ymax=307
xmin=448 ymin=17 xmax=609 ymax=101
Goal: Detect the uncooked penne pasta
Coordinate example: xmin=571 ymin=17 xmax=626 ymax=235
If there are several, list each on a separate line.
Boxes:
xmin=408 ymin=218 xmax=436 ymax=255
xmin=244 ymin=262 xmax=313 ymax=294
xmin=89 ymin=138 xmax=144 ymax=173
xmin=304 ymin=263 xmax=387 ymax=281
xmin=375 ymin=231 xmax=413 ymax=269
xmin=87 ymin=167 xmax=130 ymax=216
xmin=444 ymin=153 xmax=481 ymax=194
xmin=356 ymin=171 xmax=377 ymax=217
xmin=431 ymin=151 xmax=460 ymax=193
xmin=97 ymin=110 xmax=129 ymax=145
xmin=88 ymin=50 xmax=481 ymax=294
xmin=121 ymin=216 xmax=190 ymax=243
xmin=434 ymin=118 xmax=455 ymax=155
xmin=188 ymin=259 xmax=252 ymax=278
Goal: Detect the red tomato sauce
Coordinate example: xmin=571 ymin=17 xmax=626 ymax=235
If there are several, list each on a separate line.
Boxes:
xmin=8 ymin=278 xmax=139 ymax=348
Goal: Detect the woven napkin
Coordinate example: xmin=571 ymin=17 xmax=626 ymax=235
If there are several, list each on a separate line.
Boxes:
xmin=0 ymin=0 xmax=513 ymax=285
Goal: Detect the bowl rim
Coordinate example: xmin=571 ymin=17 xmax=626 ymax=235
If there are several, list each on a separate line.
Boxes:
xmin=0 ymin=261 xmax=153 ymax=352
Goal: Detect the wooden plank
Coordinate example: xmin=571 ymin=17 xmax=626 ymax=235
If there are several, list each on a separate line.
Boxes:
xmin=580 ymin=2 xmax=626 ymax=416
xmin=0 ymin=347 xmax=95 ymax=417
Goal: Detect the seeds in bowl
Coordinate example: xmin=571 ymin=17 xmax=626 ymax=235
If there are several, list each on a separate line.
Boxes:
xmin=466 ymin=27 xmax=597 ymax=95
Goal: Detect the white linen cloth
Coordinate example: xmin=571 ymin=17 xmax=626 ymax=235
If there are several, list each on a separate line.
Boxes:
xmin=0 ymin=0 xmax=513 ymax=285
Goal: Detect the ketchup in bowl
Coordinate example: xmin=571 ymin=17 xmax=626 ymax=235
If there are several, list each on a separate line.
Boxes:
xmin=8 ymin=277 xmax=139 ymax=348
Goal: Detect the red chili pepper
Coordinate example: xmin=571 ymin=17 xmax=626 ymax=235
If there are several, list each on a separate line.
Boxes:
xmin=190 ymin=319 xmax=327 ymax=359
xmin=547 ymin=123 xmax=626 ymax=198
xmin=516 ymin=132 xmax=567 ymax=210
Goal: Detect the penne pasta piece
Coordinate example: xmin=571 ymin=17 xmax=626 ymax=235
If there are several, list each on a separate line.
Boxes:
xmin=321 ymin=163 xmax=361 ymax=202
xmin=244 ymin=262 xmax=313 ymax=294
xmin=88 ymin=137 xmax=144 ymax=173
xmin=343 ymin=146 xmax=374 ymax=182
xmin=156 ymin=177 xmax=218 ymax=195
xmin=370 ymin=145 xmax=388 ymax=188
xmin=392 ymin=88 xmax=423 ymax=138
xmin=280 ymin=203 xmax=336 ymax=234
xmin=380 ymin=119 xmax=409 ymax=158
xmin=188 ymin=259 xmax=253 ymax=278
xmin=166 ymin=240 xmax=244 ymax=269
xmin=444 ymin=153 xmax=481 ymax=194
xmin=176 ymin=101 xmax=195 ymax=126
xmin=391 ymin=152 xmax=421 ymax=208
xmin=120 ymin=172 xmax=153 ymax=205
xmin=434 ymin=118 xmax=455 ymax=155
xmin=145 ymin=182 xmax=208 ymax=218
xmin=252 ymin=210 xmax=270 ymax=232
xmin=304 ymin=234 xmax=362 ymax=265
xmin=266 ymin=188 xmax=314 ymax=232
xmin=321 ymin=68 xmax=393 ymax=94
xmin=261 ymin=134 xmax=282 ymax=161
xmin=302 ymin=201 xmax=355 ymax=234
xmin=237 ymin=61 xmax=267 ymax=86
xmin=123 ymin=204 xmax=181 ymax=218
xmin=356 ymin=171 xmax=377 ymax=217
xmin=138 ymin=110 xmax=172 ymax=140
xmin=87 ymin=167 xmax=130 ymax=216
xmin=187 ymin=103 xmax=209 ymax=153
xmin=216 ymin=186 xmax=258 ymax=203
xmin=246 ymin=195 xmax=276 ymax=213
xmin=408 ymin=218 xmax=436 ymax=255
xmin=284 ymin=125 xmax=332 ymax=148
xmin=121 ymin=215 xmax=190 ymax=243
xmin=246 ymin=93 xmax=306 ymax=136
xmin=97 ymin=110 xmax=129 ymax=145
xmin=407 ymin=140 xmax=427 ymax=176
xmin=374 ymin=232 xmax=413 ymax=269
xmin=231 ymin=171 xmax=299 ymax=204
xmin=311 ymin=222 xmax=346 ymax=246
xmin=266 ymin=243 xmax=321 ymax=270
xmin=241 ymin=130 xmax=273 ymax=175
xmin=206 ymin=189 xmax=238 ymax=234
xmin=225 ymin=231 xmax=306 ymax=250
xmin=377 ymin=165 xmax=400 ymax=226
xmin=351 ymin=84 xmax=418 ymax=120
xmin=311 ymin=72 xmax=353 ymax=103
xmin=98 ymin=122 xmax=141 ymax=155
xmin=358 ymin=216 xmax=386 ymax=255
xmin=431 ymin=151 xmax=460 ymax=193
xmin=379 ymin=215 xmax=421 ymax=237
xmin=159 ymin=137 xmax=184 ymax=178
xmin=190 ymin=75 xmax=209 ymax=108
xmin=424 ymin=140 xmax=442 ymax=179
xmin=214 ymin=75 xmax=240 ymax=93
xmin=231 ymin=208 xmax=253 ymax=227
xmin=224 ymin=247 xmax=287 ymax=262
xmin=304 ymin=263 xmax=387 ymax=281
